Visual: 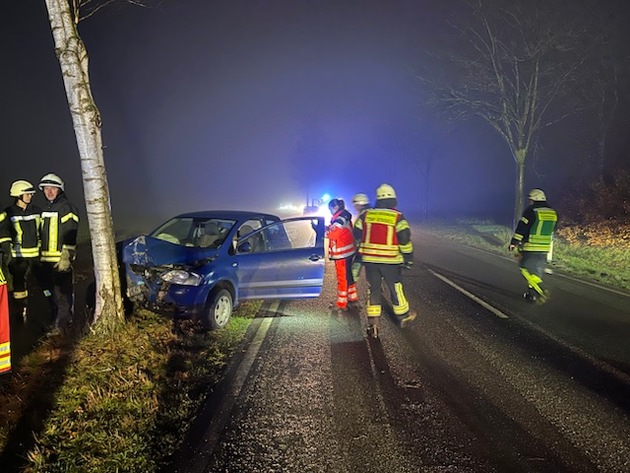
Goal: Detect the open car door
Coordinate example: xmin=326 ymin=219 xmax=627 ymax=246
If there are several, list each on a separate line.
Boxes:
xmin=234 ymin=216 xmax=326 ymax=300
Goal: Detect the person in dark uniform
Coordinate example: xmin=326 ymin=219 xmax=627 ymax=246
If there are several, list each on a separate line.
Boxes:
xmin=38 ymin=173 xmax=79 ymax=332
xmin=0 ymin=180 xmax=42 ymax=320
xmin=509 ymin=188 xmax=558 ymax=304
xmin=353 ymin=184 xmax=416 ymax=338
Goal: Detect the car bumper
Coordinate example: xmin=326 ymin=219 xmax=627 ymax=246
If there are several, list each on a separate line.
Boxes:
xmin=126 ymin=275 xmax=208 ymax=318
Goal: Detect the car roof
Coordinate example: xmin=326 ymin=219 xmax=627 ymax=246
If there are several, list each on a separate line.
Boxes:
xmin=174 ymin=210 xmax=280 ymax=220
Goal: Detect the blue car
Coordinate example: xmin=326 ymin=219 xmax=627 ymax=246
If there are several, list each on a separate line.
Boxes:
xmin=122 ymin=210 xmax=326 ymax=329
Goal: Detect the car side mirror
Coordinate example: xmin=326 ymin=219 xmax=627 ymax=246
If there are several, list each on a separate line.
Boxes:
xmin=237 ymin=241 xmax=252 ymax=253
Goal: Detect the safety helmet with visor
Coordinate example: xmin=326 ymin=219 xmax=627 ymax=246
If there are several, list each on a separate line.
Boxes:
xmin=39 ymin=173 xmax=65 ymax=192
xmin=352 ymin=193 xmax=369 ymax=206
xmin=528 ymin=188 xmax=547 ymax=202
xmin=376 ymin=183 xmax=396 ymax=200
xmin=10 ymin=180 xmax=37 ymax=198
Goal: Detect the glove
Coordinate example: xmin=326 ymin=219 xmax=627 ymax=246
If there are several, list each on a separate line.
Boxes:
xmin=54 ymin=248 xmax=73 ymax=272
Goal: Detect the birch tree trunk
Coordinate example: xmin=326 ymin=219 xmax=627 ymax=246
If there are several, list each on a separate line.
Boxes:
xmin=44 ymin=0 xmax=125 ymax=331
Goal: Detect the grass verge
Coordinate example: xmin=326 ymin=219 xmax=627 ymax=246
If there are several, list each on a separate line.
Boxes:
xmin=421 ymin=220 xmax=630 ymax=292
xmin=0 ymin=302 xmax=260 ymax=472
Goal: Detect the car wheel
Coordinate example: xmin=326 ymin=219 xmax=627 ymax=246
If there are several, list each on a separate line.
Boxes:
xmin=204 ymin=288 xmax=233 ymax=330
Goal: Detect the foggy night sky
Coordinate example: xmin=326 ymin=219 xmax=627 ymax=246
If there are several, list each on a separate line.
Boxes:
xmin=1 ymin=1 xmax=628 ymax=234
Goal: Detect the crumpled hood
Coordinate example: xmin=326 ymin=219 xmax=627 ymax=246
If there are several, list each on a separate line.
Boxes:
xmin=122 ymin=235 xmax=218 ymax=267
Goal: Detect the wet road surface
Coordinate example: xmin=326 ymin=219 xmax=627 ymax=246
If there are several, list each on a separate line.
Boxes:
xmin=167 ymin=230 xmax=630 ymax=473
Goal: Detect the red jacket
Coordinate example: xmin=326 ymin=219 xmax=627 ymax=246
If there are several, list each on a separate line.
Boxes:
xmin=0 ymin=267 xmax=10 ymax=375
xmin=326 ymin=209 xmax=356 ymax=260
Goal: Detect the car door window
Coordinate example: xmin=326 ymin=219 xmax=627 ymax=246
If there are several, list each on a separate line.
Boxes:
xmin=238 ymin=217 xmax=323 ymax=254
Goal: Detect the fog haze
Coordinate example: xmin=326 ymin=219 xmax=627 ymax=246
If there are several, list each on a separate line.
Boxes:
xmin=2 ymin=1 xmax=628 ymax=235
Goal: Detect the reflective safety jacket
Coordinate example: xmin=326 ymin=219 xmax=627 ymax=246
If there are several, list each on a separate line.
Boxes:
xmin=1 ymin=203 xmax=42 ymax=259
xmin=511 ymin=201 xmax=558 ymax=252
xmin=326 ymin=209 xmax=356 ymax=260
xmin=354 ymin=206 xmax=413 ymax=264
xmin=0 ymin=212 xmax=9 ymax=256
xmin=0 ymin=266 xmax=10 ymax=375
xmin=40 ymin=193 xmax=79 ymax=263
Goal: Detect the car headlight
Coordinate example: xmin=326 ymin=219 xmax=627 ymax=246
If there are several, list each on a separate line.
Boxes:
xmin=161 ymin=270 xmax=203 ymax=286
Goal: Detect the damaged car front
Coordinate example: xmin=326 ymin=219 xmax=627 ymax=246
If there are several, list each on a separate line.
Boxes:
xmin=123 ymin=234 xmax=228 ymax=319
xmin=122 ymin=214 xmax=239 ymax=326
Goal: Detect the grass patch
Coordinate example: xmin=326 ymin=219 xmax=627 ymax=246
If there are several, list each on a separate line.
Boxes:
xmin=0 ymin=302 xmax=260 ymax=472
xmin=421 ymin=220 xmax=630 ymax=292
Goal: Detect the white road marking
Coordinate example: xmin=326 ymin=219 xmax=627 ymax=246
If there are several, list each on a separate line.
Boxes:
xmin=428 ymin=268 xmax=630 ymax=386
xmin=188 ymin=307 xmax=276 ymax=473
xmin=428 ymin=268 xmax=509 ymax=319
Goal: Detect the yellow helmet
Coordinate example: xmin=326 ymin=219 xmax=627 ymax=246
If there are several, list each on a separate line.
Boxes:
xmin=528 ymin=188 xmax=546 ymax=202
xmin=376 ymin=183 xmax=396 ymax=200
xmin=352 ymin=193 xmax=369 ymax=206
xmin=10 ymin=180 xmax=37 ymax=198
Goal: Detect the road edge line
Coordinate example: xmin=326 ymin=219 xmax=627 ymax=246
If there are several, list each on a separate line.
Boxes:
xmin=186 ymin=305 xmax=276 ymax=473
xmin=428 ymin=268 xmax=509 ymax=319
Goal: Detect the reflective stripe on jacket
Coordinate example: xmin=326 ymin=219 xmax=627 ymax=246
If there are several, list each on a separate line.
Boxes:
xmin=355 ymin=208 xmax=413 ymax=264
xmin=0 ymin=266 xmax=10 ymax=374
xmin=40 ymin=194 xmax=79 ymax=263
xmin=327 ymin=209 xmax=356 ymax=260
xmin=3 ymin=203 xmax=42 ymax=259
xmin=0 ymin=212 xmax=10 ymax=247
xmin=511 ymin=202 xmax=557 ymax=252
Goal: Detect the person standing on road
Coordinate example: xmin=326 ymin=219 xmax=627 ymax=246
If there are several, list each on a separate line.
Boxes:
xmin=0 ymin=180 xmax=42 ymax=320
xmin=353 ymin=184 xmax=416 ymax=338
xmin=350 ymin=193 xmax=370 ymax=282
xmin=326 ymin=198 xmax=359 ymax=312
xmin=0 ymin=265 xmax=11 ymax=375
xmin=508 ymin=188 xmax=558 ymax=304
xmin=38 ymin=173 xmax=79 ymax=332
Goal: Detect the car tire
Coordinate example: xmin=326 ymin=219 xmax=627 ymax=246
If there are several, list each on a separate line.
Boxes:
xmin=203 ymin=288 xmax=233 ymax=330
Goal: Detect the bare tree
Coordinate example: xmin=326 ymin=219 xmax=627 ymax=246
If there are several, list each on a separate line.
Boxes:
xmin=412 ymin=143 xmax=439 ymax=221
xmin=578 ymin=2 xmax=630 ymax=180
xmin=44 ymin=0 xmax=154 ymax=332
xmin=419 ymin=0 xmax=592 ymax=225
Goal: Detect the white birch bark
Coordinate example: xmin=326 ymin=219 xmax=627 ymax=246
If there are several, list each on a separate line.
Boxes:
xmin=44 ymin=0 xmax=124 ymax=330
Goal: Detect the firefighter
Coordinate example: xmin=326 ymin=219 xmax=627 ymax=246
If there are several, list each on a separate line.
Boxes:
xmin=508 ymin=188 xmax=558 ymax=304
xmin=0 ymin=211 xmax=10 ymax=290
xmin=326 ymin=198 xmax=358 ymax=311
xmin=0 ymin=265 xmax=10 ymax=375
xmin=0 ymin=180 xmax=42 ymax=320
xmin=353 ymin=184 xmax=416 ymax=338
xmin=351 ymin=193 xmax=370 ymax=281
xmin=38 ymin=173 xmax=80 ymax=331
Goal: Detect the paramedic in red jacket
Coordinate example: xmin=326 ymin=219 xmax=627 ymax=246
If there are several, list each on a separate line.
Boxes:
xmin=326 ymin=198 xmax=358 ymax=311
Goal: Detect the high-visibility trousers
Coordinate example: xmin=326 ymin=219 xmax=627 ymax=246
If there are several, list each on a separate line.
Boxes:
xmin=0 ymin=277 xmax=11 ymax=375
xmin=333 ymin=255 xmax=358 ymax=309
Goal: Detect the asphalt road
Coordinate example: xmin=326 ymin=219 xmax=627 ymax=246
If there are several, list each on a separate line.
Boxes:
xmin=168 ymin=229 xmax=630 ymax=473
xmin=6 ymin=230 xmax=630 ymax=472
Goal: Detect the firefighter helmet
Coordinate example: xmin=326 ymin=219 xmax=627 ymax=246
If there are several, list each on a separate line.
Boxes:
xmin=352 ymin=193 xmax=369 ymax=206
xmin=528 ymin=188 xmax=546 ymax=202
xmin=376 ymin=183 xmax=396 ymax=200
xmin=39 ymin=173 xmax=65 ymax=191
xmin=10 ymin=180 xmax=37 ymax=197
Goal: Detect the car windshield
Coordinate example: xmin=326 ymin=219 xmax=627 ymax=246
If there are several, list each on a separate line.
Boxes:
xmin=150 ymin=217 xmax=236 ymax=248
